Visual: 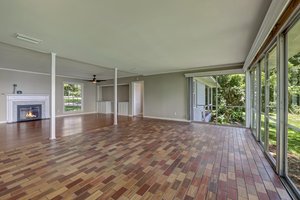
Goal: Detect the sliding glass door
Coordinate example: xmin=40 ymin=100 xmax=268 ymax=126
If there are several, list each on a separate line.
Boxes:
xmin=250 ymin=68 xmax=257 ymax=137
xmin=260 ymin=59 xmax=266 ymax=146
xmin=249 ymin=14 xmax=300 ymax=197
xmin=254 ymin=46 xmax=279 ymax=164
xmin=286 ymin=18 xmax=300 ymax=192
xmin=266 ymin=46 xmax=278 ymax=160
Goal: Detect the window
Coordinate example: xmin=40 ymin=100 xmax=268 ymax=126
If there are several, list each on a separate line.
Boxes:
xmin=248 ymin=13 xmax=300 ymax=197
xmin=191 ymin=74 xmax=245 ymax=125
xmin=63 ymin=83 xmax=83 ymax=112
xmin=287 ymin=19 xmax=300 ymax=192
xmin=260 ymin=59 xmax=266 ymax=146
xmin=251 ymin=67 xmax=257 ymax=137
xmin=266 ymin=46 xmax=278 ymax=160
xmin=216 ymin=74 xmax=246 ymax=126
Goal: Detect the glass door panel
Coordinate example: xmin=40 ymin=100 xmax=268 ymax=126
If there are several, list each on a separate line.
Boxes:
xmin=260 ymin=59 xmax=266 ymax=145
xmin=267 ymin=47 xmax=278 ymax=160
xmin=287 ymin=19 xmax=300 ymax=191
xmin=251 ymin=68 xmax=257 ymax=136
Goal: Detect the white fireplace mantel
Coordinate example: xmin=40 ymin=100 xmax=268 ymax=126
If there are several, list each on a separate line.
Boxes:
xmin=6 ymin=94 xmax=50 ymax=123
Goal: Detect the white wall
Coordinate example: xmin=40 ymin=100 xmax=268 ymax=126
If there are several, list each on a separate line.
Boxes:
xmin=0 ymin=69 xmax=97 ymax=122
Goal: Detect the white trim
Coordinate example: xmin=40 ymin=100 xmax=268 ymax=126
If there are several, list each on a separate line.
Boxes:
xmin=243 ymin=0 xmax=291 ymax=71
xmin=143 ymin=115 xmax=190 ymax=123
xmin=0 ymin=121 xmax=7 ymax=124
xmin=185 ymin=69 xmax=244 ymax=78
xmin=0 ymin=67 xmax=49 ymax=76
xmin=56 ymin=111 xmax=96 ymax=117
xmin=143 ymin=62 xmax=243 ymax=76
xmin=118 ymin=114 xmax=130 ymax=116
xmin=0 ymin=66 xmax=103 ymax=80
xmin=95 ymin=112 xmax=130 ymax=116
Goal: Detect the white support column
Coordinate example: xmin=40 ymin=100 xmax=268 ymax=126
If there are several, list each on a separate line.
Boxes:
xmin=245 ymin=70 xmax=251 ymax=128
xmin=210 ymin=87 xmax=213 ymax=111
xmin=50 ymin=52 xmax=56 ymax=140
xmin=207 ymin=87 xmax=210 ymax=106
xmin=114 ymin=68 xmax=118 ymax=125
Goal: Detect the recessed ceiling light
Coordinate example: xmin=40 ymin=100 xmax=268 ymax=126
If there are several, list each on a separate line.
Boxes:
xmin=16 ymin=33 xmax=42 ymax=44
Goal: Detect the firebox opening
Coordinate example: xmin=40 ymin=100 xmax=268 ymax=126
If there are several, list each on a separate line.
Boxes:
xmin=17 ymin=104 xmax=42 ymax=122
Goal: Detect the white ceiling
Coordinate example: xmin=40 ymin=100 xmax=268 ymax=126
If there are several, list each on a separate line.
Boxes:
xmin=0 ymin=0 xmax=271 ymax=77
xmin=0 ymin=42 xmax=134 ymax=80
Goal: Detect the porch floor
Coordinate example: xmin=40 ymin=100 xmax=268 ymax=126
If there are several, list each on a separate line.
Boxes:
xmin=0 ymin=115 xmax=291 ymax=199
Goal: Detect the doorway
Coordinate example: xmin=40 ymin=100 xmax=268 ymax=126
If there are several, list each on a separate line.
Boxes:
xmin=132 ymin=81 xmax=144 ymax=116
xmin=191 ymin=74 xmax=246 ymax=126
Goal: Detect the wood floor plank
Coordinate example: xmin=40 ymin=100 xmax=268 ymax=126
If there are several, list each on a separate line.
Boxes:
xmin=0 ymin=115 xmax=292 ymax=199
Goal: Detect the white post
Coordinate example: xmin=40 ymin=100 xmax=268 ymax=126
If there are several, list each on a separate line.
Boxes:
xmin=114 ymin=68 xmax=118 ymax=125
xmin=50 ymin=52 xmax=56 ymax=139
xmin=245 ymin=70 xmax=251 ymax=128
xmin=207 ymin=86 xmax=210 ymax=107
xmin=210 ymin=87 xmax=213 ymax=111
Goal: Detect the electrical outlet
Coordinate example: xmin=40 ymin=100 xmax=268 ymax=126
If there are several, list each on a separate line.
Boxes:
xmin=174 ymin=112 xmax=177 ymax=116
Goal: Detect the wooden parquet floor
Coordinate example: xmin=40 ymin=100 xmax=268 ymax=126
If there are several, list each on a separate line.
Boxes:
xmin=0 ymin=114 xmax=134 ymax=151
xmin=0 ymin=119 xmax=291 ymax=199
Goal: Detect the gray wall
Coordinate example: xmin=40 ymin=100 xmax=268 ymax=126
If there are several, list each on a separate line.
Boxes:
xmin=99 ymin=72 xmax=188 ymax=120
xmin=143 ymin=73 xmax=187 ymax=120
xmin=0 ymin=69 xmax=97 ymax=122
xmin=99 ymin=76 xmax=142 ymax=116
xmin=101 ymin=85 xmax=129 ymax=102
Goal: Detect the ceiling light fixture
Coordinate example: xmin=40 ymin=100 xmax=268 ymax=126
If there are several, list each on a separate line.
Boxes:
xmin=16 ymin=33 xmax=42 ymax=44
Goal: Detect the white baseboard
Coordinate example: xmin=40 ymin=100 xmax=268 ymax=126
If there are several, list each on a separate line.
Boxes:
xmin=97 ymin=112 xmax=130 ymax=117
xmin=56 ymin=112 xmax=97 ymax=118
xmin=118 ymin=114 xmax=130 ymax=116
xmin=0 ymin=121 xmax=7 ymax=124
xmin=143 ymin=115 xmax=190 ymax=123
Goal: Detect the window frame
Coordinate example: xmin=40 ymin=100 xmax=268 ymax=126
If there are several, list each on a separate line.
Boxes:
xmin=249 ymin=11 xmax=300 ymax=199
xmin=282 ymin=14 xmax=300 ymax=198
xmin=63 ymin=81 xmax=84 ymax=113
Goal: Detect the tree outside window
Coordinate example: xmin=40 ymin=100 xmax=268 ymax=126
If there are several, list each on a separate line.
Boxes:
xmin=64 ymin=83 xmax=82 ymax=112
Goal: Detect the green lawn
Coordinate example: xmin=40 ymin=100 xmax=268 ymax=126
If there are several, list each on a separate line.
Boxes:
xmin=263 ymin=116 xmax=300 ymax=156
xmin=64 ymin=97 xmax=82 ymax=104
xmin=64 ymin=106 xmax=81 ymax=112
xmin=288 ymin=114 xmax=300 ymax=127
xmin=269 ymin=113 xmax=300 ymax=127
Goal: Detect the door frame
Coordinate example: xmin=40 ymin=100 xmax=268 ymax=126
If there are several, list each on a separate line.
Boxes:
xmin=131 ymin=81 xmax=144 ymax=117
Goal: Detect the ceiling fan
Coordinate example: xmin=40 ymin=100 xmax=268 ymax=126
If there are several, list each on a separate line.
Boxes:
xmin=84 ymin=75 xmax=105 ymax=84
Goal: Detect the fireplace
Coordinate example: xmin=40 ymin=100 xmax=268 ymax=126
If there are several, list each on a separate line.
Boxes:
xmin=17 ymin=104 xmax=42 ymax=122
